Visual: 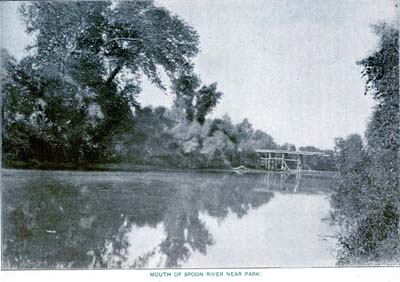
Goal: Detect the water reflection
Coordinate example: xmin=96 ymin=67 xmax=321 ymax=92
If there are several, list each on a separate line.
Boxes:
xmin=3 ymin=171 xmax=287 ymax=269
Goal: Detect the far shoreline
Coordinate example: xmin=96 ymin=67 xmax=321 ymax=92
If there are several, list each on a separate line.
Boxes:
xmin=1 ymin=162 xmax=338 ymax=178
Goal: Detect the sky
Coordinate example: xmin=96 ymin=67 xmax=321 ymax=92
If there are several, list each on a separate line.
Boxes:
xmin=1 ymin=0 xmax=397 ymax=149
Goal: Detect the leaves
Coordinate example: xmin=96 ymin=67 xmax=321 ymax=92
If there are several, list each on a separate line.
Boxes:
xmin=331 ymin=23 xmax=400 ymax=265
xmin=171 ymin=70 xmax=223 ymax=125
xmin=4 ymin=1 xmax=201 ymax=164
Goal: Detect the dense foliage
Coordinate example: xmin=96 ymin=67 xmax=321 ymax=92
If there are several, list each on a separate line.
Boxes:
xmin=109 ymin=108 xmax=279 ymax=169
xmin=2 ymin=1 xmax=221 ymax=165
xmin=330 ymin=23 xmax=399 ymax=265
xmin=88 ymin=104 xmax=334 ymax=170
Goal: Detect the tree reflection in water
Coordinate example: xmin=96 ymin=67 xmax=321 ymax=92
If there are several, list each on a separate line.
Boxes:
xmin=2 ymin=172 xmax=274 ymax=269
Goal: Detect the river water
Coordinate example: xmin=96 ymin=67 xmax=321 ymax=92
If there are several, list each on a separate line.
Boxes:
xmin=2 ymin=169 xmax=337 ymax=269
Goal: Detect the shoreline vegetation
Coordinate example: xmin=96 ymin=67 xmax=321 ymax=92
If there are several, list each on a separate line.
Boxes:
xmin=2 ymin=162 xmax=338 ymax=178
xmin=329 ymin=23 xmax=399 ymax=265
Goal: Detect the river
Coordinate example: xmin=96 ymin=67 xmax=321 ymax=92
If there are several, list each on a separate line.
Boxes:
xmin=2 ymin=169 xmax=337 ymax=269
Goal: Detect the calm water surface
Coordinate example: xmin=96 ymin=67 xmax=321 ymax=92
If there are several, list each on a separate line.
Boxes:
xmin=2 ymin=169 xmax=337 ymax=269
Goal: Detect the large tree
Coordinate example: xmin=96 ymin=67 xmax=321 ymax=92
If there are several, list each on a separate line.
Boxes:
xmin=3 ymin=1 xmax=224 ymax=164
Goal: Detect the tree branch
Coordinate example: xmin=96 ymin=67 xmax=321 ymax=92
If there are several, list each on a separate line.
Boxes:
xmin=106 ymin=65 xmax=122 ymax=85
xmin=104 ymin=37 xmax=143 ymax=45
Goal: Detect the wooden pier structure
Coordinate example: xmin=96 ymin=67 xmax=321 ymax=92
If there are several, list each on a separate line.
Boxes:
xmin=256 ymin=149 xmax=329 ymax=172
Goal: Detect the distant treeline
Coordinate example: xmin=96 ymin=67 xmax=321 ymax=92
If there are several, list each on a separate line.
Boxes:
xmin=1 ymin=1 xmax=335 ymax=171
xmin=102 ymin=107 xmax=336 ymax=170
xmin=2 ymin=91 xmax=335 ymax=170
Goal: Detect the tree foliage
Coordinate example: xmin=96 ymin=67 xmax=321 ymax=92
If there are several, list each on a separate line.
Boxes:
xmin=359 ymin=23 xmax=399 ymax=152
xmin=171 ymin=70 xmax=223 ymax=125
xmin=330 ymin=23 xmax=400 ymax=265
xmin=2 ymin=1 xmax=223 ymax=164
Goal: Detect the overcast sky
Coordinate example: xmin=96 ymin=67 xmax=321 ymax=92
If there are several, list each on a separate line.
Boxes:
xmin=1 ymin=1 xmax=397 ymax=149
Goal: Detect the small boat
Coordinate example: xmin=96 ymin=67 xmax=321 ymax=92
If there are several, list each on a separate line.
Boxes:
xmin=232 ymin=165 xmax=249 ymax=174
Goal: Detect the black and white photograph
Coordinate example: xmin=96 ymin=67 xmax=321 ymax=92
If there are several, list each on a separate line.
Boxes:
xmin=0 ymin=0 xmax=399 ymax=275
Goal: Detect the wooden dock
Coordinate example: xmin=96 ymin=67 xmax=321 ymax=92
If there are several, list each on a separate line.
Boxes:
xmin=255 ymin=149 xmax=330 ymax=172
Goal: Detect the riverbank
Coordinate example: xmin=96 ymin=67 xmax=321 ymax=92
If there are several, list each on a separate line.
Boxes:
xmin=2 ymin=161 xmax=338 ymax=177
